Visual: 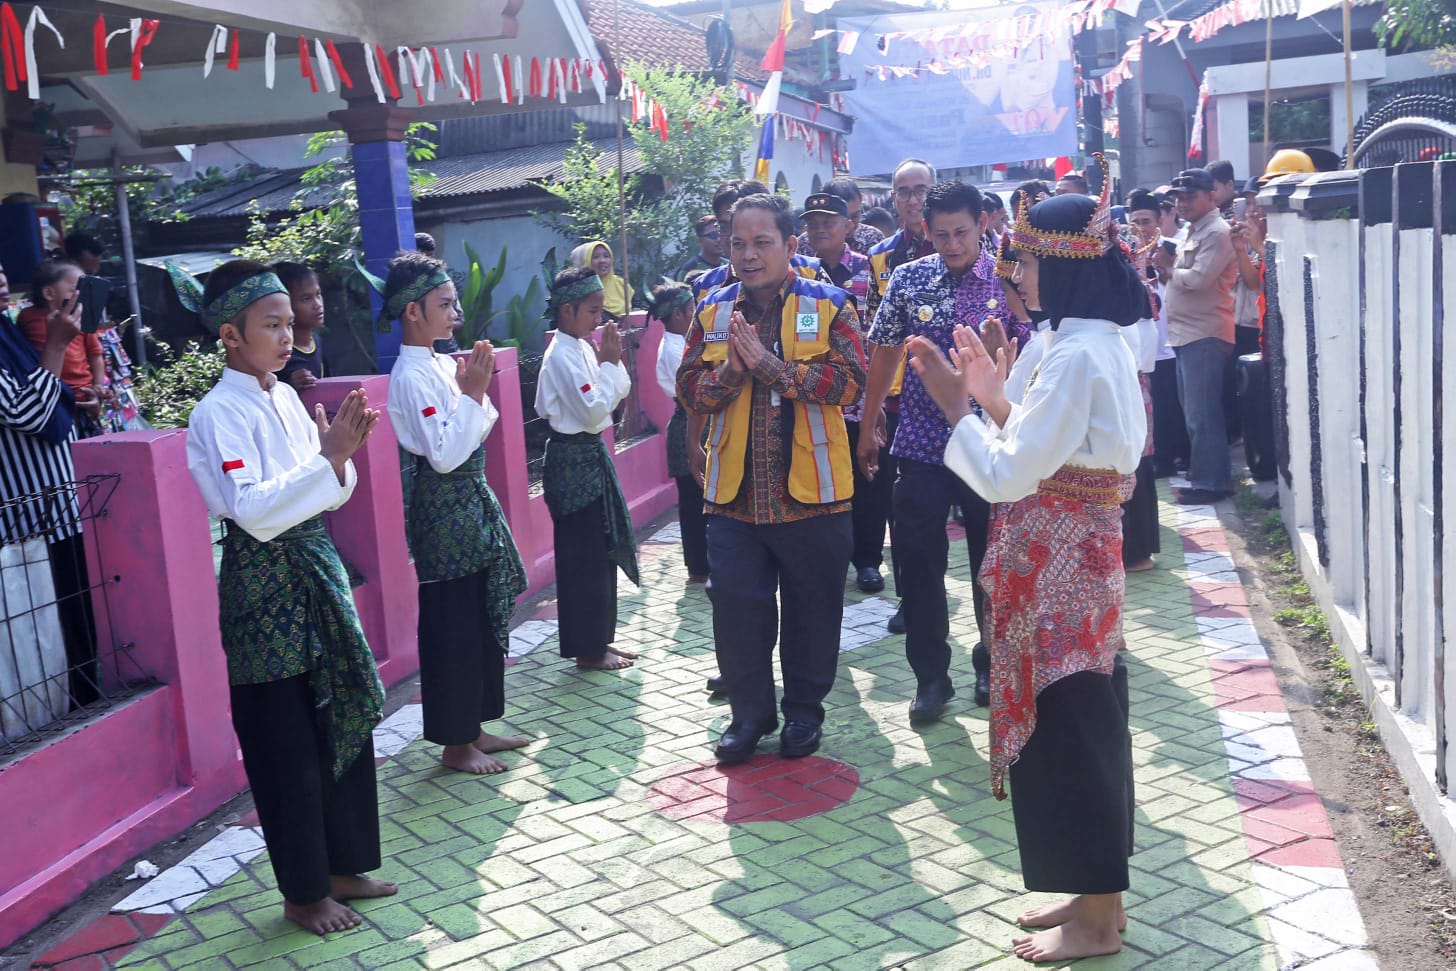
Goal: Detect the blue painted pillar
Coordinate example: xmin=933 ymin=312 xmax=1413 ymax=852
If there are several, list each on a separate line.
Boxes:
xmin=330 ymin=104 xmax=416 ymax=372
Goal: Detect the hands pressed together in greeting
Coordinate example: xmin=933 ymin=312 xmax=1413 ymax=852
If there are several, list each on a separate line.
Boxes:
xmin=718 ymin=312 xmax=773 ymax=385
xmin=907 ymin=317 xmax=1018 ymax=430
xmin=318 ymin=389 xmax=382 ymax=484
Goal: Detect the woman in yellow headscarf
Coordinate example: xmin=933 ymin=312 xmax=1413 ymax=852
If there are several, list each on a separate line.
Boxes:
xmin=570 ymin=240 xmax=633 ymax=319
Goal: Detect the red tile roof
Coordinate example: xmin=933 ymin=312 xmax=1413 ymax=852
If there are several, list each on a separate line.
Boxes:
xmin=585 ymin=0 xmax=770 ymax=83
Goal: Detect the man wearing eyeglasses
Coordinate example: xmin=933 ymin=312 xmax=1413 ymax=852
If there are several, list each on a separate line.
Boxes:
xmin=675 ymin=215 xmax=726 ymax=282
xmin=798 ymin=177 xmax=884 ymax=260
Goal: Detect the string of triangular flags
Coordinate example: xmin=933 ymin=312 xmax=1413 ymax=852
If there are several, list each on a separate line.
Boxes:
xmin=732 ymin=80 xmax=844 ymax=164
xmin=0 ymin=2 xmax=627 ymax=110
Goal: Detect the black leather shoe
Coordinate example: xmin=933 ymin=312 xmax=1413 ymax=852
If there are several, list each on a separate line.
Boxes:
xmin=974 ymin=669 xmax=991 ymax=707
xmin=909 ymin=680 xmax=956 ymax=723
xmin=887 ymin=601 xmax=906 ymax=635
xmin=779 ymin=720 xmax=822 ymax=758
xmin=706 ymin=675 xmax=725 ymax=694
xmin=715 ymin=721 xmax=775 ymax=765
xmin=856 ymin=567 xmax=885 ymax=593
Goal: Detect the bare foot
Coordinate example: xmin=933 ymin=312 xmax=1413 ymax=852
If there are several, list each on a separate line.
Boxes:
xmin=330 ymin=874 xmax=399 ymax=901
xmin=283 ymin=897 xmax=362 ymax=936
xmin=1125 ymin=557 xmax=1156 ymax=572
xmin=441 ymin=743 xmax=507 ymax=774
xmin=474 ymin=731 xmax=530 ymax=754
xmin=1017 ymin=896 xmax=1127 ymax=931
xmin=577 ymin=653 xmax=633 ymax=670
xmin=608 ymin=646 xmax=639 ymax=660
xmin=1011 ymin=921 xmax=1123 ymax=962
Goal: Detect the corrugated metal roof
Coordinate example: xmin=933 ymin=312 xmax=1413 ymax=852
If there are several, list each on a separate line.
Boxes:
xmin=424 ymin=138 xmax=643 ymax=199
xmin=174 ymin=139 xmax=643 ymax=221
xmin=1174 ymin=0 xmax=1380 ymax=21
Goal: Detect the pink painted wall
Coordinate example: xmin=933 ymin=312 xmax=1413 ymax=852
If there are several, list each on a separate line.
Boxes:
xmin=0 ymin=334 xmax=679 ymax=945
xmin=0 ymin=431 xmax=248 ymax=947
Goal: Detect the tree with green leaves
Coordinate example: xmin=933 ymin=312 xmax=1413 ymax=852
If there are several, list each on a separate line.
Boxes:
xmin=1376 ymin=0 xmax=1456 ymax=50
xmin=535 ymin=65 xmax=754 ymax=294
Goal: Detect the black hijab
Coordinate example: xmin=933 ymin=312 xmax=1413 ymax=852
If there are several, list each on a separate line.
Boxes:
xmin=1028 ymin=194 xmax=1147 ymax=329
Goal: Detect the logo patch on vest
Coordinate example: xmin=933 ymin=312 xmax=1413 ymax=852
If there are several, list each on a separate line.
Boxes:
xmin=703 ymin=329 xmax=729 ymax=343
xmin=795 ymin=312 xmax=818 ymax=338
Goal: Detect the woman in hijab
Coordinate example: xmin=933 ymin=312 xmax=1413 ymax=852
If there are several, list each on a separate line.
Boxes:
xmin=907 ymin=174 xmax=1146 ymax=965
xmin=570 ymin=240 xmax=633 ymax=319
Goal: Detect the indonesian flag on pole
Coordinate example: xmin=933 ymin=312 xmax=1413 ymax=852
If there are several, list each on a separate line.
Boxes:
xmin=755 ymin=0 xmax=793 ymax=117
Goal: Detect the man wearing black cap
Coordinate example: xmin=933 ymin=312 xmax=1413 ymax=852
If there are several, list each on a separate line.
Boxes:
xmin=801 ymin=192 xmax=871 ymax=307
xmin=1165 ymin=168 xmax=1237 ymax=504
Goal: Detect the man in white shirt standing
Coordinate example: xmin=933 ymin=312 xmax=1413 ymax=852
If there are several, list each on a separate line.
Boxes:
xmin=1164 ymin=169 xmax=1238 ymax=504
xmin=186 ymin=260 xmax=394 ymax=936
xmin=535 ymin=267 xmax=640 ymax=671
xmin=385 ymin=251 xmax=530 ymax=777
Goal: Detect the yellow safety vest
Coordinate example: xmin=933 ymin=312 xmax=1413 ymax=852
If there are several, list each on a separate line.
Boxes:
xmin=698 ymin=285 xmax=853 ymax=506
xmin=868 ymin=241 xmax=908 ymax=396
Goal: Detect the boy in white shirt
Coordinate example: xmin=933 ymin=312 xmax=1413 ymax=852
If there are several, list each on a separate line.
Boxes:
xmin=650 ymin=282 xmax=709 ymax=581
xmin=535 ymin=267 xmax=639 ymax=670
xmin=384 ymin=251 xmax=529 ymax=776
xmin=185 ymin=260 xmax=393 ymax=936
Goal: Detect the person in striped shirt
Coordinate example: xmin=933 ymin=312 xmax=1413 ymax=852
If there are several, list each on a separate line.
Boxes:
xmin=0 ymin=259 xmax=100 ymax=708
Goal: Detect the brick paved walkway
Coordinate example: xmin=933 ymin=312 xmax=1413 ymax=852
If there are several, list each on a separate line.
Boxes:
xmin=33 ymin=485 xmax=1377 ymax=969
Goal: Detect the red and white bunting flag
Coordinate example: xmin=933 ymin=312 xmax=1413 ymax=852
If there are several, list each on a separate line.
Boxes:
xmin=756 ymin=0 xmax=792 ymax=117
xmin=203 ymin=24 xmax=227 ymax=77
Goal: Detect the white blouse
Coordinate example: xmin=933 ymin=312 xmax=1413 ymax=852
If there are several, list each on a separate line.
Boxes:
xmin=186 ymin=367 xmax=357 ymax=543
xmin=535 ymin=333 xmax=631 ymax=435
xmin=387 ymin=344 xmax=498 ymax=473
xmin=656 ymin=330 xmax=686 ymax=402
xmin=1005 ymin=318 xmax=1052 ymax=405
xmin=944 ymin=317 xmax=1146 ymax=504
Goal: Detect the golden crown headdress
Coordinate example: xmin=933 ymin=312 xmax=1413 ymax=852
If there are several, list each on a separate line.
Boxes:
xmin=994 ymin=233 xmax=1017 ymax=280
xmin=1009 ymin=154 xmax=1115 ymax=261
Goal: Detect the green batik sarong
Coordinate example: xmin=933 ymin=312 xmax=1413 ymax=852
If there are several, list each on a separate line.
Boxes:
xmin=542 ymin=431 xmax=640 ymax=586
xmin=219 ymin=517 xmax=384 ymax=779
xmin=408 ymin=446 xmax=528 ymax=648
xmin=665 ymin=401 xmax=710 ymax=481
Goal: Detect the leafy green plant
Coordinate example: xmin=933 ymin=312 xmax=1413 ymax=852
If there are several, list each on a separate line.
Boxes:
xmin=457 ymin=241 xmax=508 ymax=346
xmin=535 ymin=65 xmax=754 ymax=293
xmin=1376 ymin=0 xmax=1456 ymax=50
xmin=134 ymin=341 xmax=226 ymax=428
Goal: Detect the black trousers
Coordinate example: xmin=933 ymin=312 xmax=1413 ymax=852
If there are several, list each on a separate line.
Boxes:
xmin=230 ymin=674 xmax=381 ymax=906
xmin=893 ymin=459 xmax=991 ymax=689
xmin=1151 ymin=357 xmax=1189 ymax=474
xmin=845 ymin=414 xmax=899 ymax=585
xmin=1121 ymin=455 xmax=1161 ymax=566
xmin=674 ymin=476 xmax=710 ymax=578
xmin=1009 ymin=661 xmax=1134 ymax=895
xmin=48 ymin=533 xmax=99 ymax=707
xmin=418 ymin=571 xmax=506 ymax=745
xmin=553 ymin=498 xmax=617 ymax=659
xmin=707 ymin=513 xmax=852 ymax=729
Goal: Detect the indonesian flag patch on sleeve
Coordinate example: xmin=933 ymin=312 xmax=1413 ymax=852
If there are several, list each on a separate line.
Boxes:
xmin=580 ymin=383 xmax=592 ymax=394
xmin=421 ymin=406 xmax=438 ymax=418
xmin=221 ymin=459 xmax=245 ymax=473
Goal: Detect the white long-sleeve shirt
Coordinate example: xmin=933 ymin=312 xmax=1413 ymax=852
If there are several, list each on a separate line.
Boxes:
xmin=1005 ymin=318 xmax=1052 ymax=405
xmin=944 ymin=317 xmax=1145 ymax=504
xmin=535 ymin=333 xmax=631 ymax=435
xmin=655 ymin=330 xmax=686 ymax=402
xmin=387 ymin=344 xmax=498 ymax=473
xmin=186 ymin=367 xmax=356 ymax=543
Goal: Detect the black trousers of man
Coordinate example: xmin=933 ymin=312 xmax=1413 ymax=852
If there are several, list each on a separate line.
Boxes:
xmin=231 ymin=674 xmax=381 ymax=905
xmin=845 ymin=413 xmax=899 ymax=585
xmin=893 ymin=459 xmax=991 ymax=692
xmin=1151 ymin=357 xmax=1189 ymax=476
xmin=706 ymin=513 xmax=852 ymax=731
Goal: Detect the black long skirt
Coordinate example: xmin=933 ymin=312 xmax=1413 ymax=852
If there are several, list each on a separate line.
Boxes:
xmin=230 ymin=673 xmax=381 ymax=905
xmin=418 ymin=571 xmax=507 ymax=746
xmin=1121 ymin=455 xmax=1161 ymax=566
xmin=1009 ymin=663 xmax=1134 ymax=895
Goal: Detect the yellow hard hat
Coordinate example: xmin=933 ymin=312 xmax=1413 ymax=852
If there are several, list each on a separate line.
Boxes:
xmin=1259 ymin=149 xmax=1315 ymax=183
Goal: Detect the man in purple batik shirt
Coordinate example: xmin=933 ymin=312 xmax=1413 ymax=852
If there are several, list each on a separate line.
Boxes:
xmin=861 ymin=181 xmax=1031 ymax=722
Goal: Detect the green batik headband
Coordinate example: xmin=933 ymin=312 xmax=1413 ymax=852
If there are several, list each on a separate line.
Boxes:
xmin=652 ymin=289 xmax=694 ymax=320
xmin=545 ymin=273 xmax=604 ymax=318
xmin=384 ymin=267 xmax=453 ymax=322
xmin=202 ymin=272 xmax=289 ymax=332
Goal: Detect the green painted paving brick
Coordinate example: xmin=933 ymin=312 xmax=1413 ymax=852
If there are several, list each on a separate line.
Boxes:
xmin=1162 ymin=913 xmax=1269 ymax=956
xmin=611 ymin=903 xmax=692 ymax=945
xmin=555 ymin=902 xmax=624 ymax=942
xmin=810 ymin=905 xmax=899 ymax=950
xmin=734 ymin=906 xmax=827 ymax=949
xmin=884 ymin=907 xmax=964 ymax=950
xmin=678 ymin=906 xmax=751 ymax=946
xmin=151 ymin=926 xmax=262 ymax=968
xmin=490 ymin=901 xmax=560 ymax=941
xmin=417 ymin=927 xmax=518 ymax=968
xmin=549 ymin=930 xmax=652 ymax=970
